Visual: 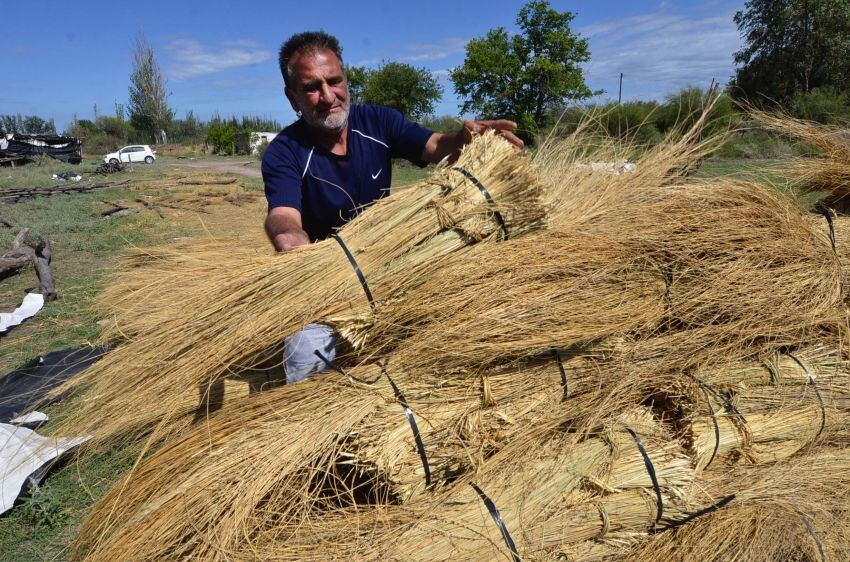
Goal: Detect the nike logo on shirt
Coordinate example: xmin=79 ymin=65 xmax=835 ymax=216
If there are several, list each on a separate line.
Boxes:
xmin=371 ymin=169 xmax=382 ymax=180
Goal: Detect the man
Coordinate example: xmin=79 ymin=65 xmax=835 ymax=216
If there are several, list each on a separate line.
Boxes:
xmin=262 ymin=31 xmax=522 ymax=383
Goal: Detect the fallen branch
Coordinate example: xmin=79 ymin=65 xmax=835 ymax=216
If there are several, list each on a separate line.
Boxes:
xmin=176 ymin=178 xmax=237 ymax=186
xmin=0 ymin=180 xmax=131 ymax=204
xmin=0 ymin=228 xmax=56 ymax=300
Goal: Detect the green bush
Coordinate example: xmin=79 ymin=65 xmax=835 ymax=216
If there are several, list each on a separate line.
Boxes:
xmin=420 ymin=114 xmax=461 ymax=133
xmin=598 ymin=101 xmax=662 ymax=144
xmin=256 ymin=140 xmax=270 ymax=161
xmin=791 ymin=86 xmax=850 ymax=124
xmin=715 ymin=128 xmax=797 ymax=159
xmin=206 ymin=123 xmax=238 ymax=155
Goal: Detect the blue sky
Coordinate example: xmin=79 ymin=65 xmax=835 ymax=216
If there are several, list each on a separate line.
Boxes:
xmin=1 ymin=0 xmax=744 ymax=132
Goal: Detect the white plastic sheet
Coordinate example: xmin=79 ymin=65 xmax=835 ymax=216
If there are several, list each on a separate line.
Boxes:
xmin=0 ymin=293 xmax=44 ymax=334
xmin=10 ymin=411 xmax=49 ymax=426
xmin=0 ymin=424 xmax=90 ymax=514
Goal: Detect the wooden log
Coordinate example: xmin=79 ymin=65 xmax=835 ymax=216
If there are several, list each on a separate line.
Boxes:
xmin=0 ymin=228 xmax=56 ymax=300
xmin=176 ymin=178 xmax=237 ymax=186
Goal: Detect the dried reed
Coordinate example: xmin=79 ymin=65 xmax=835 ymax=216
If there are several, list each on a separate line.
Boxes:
xmin=362 ymin=178 xmax=844 ymax=376
xmin=618 ymin=448 xmax=850 ymax=562
xmin=222 ymin=410 xmax=697 ymax=561
xmin=73 ymin=348 xmax=652 ymax=561
xmin=682 ymin=346 xmax=850 ymax=470
xmin=749 ymin=110 xmax=850 ymax=207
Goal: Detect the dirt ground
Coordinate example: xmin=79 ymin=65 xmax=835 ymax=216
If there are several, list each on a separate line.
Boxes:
xmin=169 ymin=159 xmax=261 ymax=178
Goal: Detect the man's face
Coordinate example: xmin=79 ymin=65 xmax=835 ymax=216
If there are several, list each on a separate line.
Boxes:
xmin=285 ymin=48 xmax=350 ymax=134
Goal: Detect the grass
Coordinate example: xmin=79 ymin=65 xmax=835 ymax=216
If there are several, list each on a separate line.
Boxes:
xmin=0 ymin=152 xmax=788 ymax=560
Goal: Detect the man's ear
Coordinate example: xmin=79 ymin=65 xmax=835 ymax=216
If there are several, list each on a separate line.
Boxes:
xmin=285 ymin=87 xmax=299 ymax=113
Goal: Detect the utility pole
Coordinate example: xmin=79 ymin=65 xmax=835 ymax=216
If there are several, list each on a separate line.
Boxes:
xmin=618 ymin=73 xmax=624 ymax=105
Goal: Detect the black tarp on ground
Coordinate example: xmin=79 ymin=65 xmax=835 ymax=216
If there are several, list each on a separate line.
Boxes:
xmin=0 ymin=134 xmax=82 ymax=164
xmin=0 ymin=347 xmax=108 ymax=422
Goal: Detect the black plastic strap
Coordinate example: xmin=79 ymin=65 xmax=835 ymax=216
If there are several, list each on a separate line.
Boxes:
xmin=382 ymin=364 xmax=432 ymax=488
xmin=330 ymin=233 xmax=375 ymax=308
xmin=625 ymin=427 xmax=663 ymax=526
xmin=798 ymin=511 xmax=827 ymax=562
xmin=651 ymin=257 xmax=673 ymax=311
xmin=313 ymin=353 xmax=432 ymax=488
xmin=822 ymin=207 xmax=838 ymax=254
xmin=663 ymin=494 xmax=736 ymax=530
xmin=552 ymin=349 xmax=569 ymax=401
xmin=313 ymin=350 xmax=382 ymax=384
xmin=469 ymin=482 xmax=520 ymax=561
xmin=784 ymin=352 xmax=827 ymax=438
xmin=765 ymin=361 xmax=781 ymax=384
xmin=822 ymin=207 xmax=844 ymax=290
xmin=699 ymin=385 xmax=721 ymax=469
xmin=451 ymin=167 xmax=509 ymax=240
xmin=687 ymin=373 xmax=747 ymax=423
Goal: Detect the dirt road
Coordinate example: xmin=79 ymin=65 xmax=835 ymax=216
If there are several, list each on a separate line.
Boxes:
xmin=170 ymin=159 xmax=261 ymax=178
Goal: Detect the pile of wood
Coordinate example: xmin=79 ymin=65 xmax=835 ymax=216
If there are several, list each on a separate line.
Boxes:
xmin=0 ymin=180 xmax=130 ymax=204
xmin=50 ymin=114 xmax=850 ymax=561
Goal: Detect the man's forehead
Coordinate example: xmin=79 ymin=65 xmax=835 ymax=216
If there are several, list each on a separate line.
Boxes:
xmin=289 ymin=48 xmax=343 ymax=78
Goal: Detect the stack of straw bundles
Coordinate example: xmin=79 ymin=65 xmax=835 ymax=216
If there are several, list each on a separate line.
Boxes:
xmin=680 ymin=345 xmax=850 ymax=470
xmin=74 ymin=350 xmax=644 ymax=560
xmin=50 ymin=133 xmax=544 ymax=447
xmin=77 ymin=407 xmax=695 ymax=561
xmin=74 ymin=343 xmax=848 ymax=561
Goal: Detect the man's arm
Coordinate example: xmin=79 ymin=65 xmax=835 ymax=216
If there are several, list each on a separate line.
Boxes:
xmin=420 ymin=119 xmax=524 ymax=164
xmin=265 ymin=206 xmax=310 ymax=252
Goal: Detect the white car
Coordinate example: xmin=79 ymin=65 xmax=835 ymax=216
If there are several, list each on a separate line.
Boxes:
xmin=103 ymin=145 xmax=157 ymax=164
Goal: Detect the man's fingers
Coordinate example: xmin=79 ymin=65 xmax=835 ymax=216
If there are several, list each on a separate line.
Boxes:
xmin=498 ymin=129 xmax=524 ymax=150
xmin=461 ymin=119 xmax=523 ymax=150
xmin=477 ymin=119 xmax=518 ymax=131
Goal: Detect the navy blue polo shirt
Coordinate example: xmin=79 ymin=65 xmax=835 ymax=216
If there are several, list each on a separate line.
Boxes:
xmin=262 ymin=104 xmax=434 ymax=241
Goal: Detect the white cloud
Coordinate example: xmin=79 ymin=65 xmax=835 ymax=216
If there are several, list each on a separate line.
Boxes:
xmin=166 ymin=38 xmax=272 ymax=82
xmin=397 ymin=37 xmax=467 ymax=63
xmin=354 ymin=37 xmax=468 ymax=67
xmin=579 ymin=7 xmax=742 ymax=99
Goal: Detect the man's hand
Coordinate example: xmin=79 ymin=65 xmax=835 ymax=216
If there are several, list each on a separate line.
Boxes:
xmin=421 ymin=118 xmax=524 ymax=164
xmin=265 ymin=206 xmax=311 ymax=252
xmin=461 ymin=119 xmax=524 ymax=151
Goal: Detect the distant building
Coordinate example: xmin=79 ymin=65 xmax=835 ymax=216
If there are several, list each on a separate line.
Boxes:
xmin=250 ymin=132 xmax=278 ymax=155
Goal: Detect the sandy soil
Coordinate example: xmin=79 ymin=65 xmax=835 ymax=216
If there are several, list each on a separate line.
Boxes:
xmin=169 ymin=159 xmax=261 ymax=178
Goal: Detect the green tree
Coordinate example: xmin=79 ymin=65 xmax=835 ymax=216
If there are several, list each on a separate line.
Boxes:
xmin=206 ymin=123 xmax=238 ymax=155
xmin=345 ymin=65 xmax=369 ymax=104
xmin=362 ymin=62 xmax=443 ymax=120
xmin=450 ymin=0 xmax=596 ymax=139
xmin=0 ymin=114 xmax=56 ymax=134
xmin=732 ymin=0 xmax=850 ymax=103
xmin=128 ymin=34 xmax=174 ymax=144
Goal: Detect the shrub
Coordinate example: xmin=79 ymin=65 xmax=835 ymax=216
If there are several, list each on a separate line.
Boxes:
xmin=598 ymin=101 xmax=662 ymax=144
xmin=256 ymin=140 xmax=270 ymax=161
xmin=420 ymin=115 xmax=460 ymax=133
xmin=790 ymin=86 xmax=850 ymax=124
xmin=206 ymin=123 xmax=238 ymax=155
